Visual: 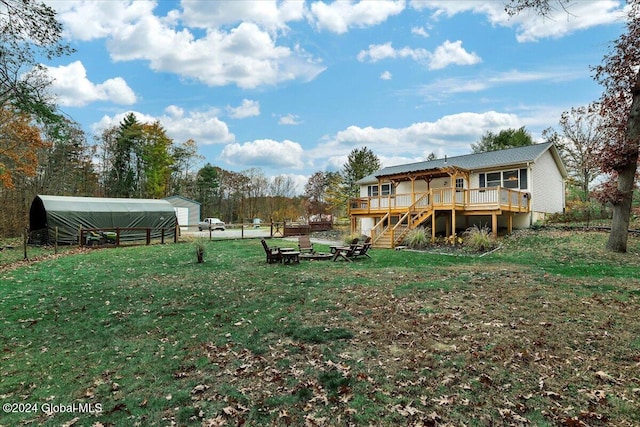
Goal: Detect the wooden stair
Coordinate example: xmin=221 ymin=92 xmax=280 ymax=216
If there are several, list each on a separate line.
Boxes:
xmin=371 ymin=206 xmax=434 ymax=249
xmin=372 ymin=232 xmax=393 ymax=249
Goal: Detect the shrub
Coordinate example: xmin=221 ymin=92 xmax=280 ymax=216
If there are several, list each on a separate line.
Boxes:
xmin=342 ymin=232 xmax=366 ymax=245
xmin=194 ymin=238 xmax=206 ymax=263
xmin=402 ymin=227 xmax=431 ymax=249
xmin=463 ymin=225 xmax=497 ymax=252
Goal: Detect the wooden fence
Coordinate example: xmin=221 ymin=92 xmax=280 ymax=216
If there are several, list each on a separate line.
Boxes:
xmin=79 ymin=227 xmax=179 ymax=247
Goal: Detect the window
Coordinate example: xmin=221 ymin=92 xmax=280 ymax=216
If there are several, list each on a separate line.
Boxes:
xmin=486 ymin=172 xmax=501 ymax=187
xmin=368 ymin=183 xmax=394 ymax=196
xmin=479 ymin=169 xmax=528 ymax=189
xmin=455 ymin=178 xmax=464 ymax=189
xmin=503 ymin=170 xmax=519 ymax=189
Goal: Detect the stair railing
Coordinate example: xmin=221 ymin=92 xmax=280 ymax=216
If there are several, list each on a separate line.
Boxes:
xmin=370 ymin=213 xmax=389 ymax=245
xmin=389 ymin=192 xmax=433 ymax=247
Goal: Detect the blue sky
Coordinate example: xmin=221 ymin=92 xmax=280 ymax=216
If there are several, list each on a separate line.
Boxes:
xmin=44 ymin=0 xmax=627 ymax=193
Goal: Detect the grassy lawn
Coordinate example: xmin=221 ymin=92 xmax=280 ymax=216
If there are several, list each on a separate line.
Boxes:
xmin=1 ymin=230 xmax=639 ymax=426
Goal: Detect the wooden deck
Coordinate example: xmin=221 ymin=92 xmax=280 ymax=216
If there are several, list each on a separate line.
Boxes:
xmin=349 ymin=187 xmax=531 ymax=248
xmin=350 ymin=187 xmax=529 ymax=215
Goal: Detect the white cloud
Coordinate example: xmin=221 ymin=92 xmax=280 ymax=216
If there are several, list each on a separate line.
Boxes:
xmin=411 ymin=26 xmax=429 ymax=37
xmin=357 ymin=40 xmax=480 ymax=69
xmin=45 ymin=61 xmax=136 ymax=107
xmin=180 ymin=0 xmax=306 ymax=33
xmin=55 ymin=1 xmax=325 ymax=89
xmin=227 ymin=99 xmax=260 ymax=119
xmin=53 ymin=0 xmax=157 ymax=41
xmin=308 ymin=0 xmax=405 ymax=34
xmin=410 ymin=0 xmax=625 ymax=42
xmin=91 ymin=108 xmax=235 ymax=145
xmin=428 ymin=40 xmax=481 ymax=70
xmin=357 ymin=41 xmax=428 ymax=62
xmin=414 ymin=68 xmax=584 ymax=99
xmin=319 ymin=111 xmax=521 ymax=162
xmin=219 ymin=139 xmax=304 ymax=169
xmin=512 ymin=1 xmax=625 ymax=42
xmin=278 ymin=114 xmax=302 ymax=125
xmin=380 ymin=71 xmax=392 ymax=80
xmin=116 ymin=20 xmax=325 ymax=89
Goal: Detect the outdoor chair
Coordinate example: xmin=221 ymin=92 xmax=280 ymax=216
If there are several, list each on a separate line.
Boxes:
xmin=297 ymin=235 xmax=315 ymax=253
xmin=261 ymin=239 xmax=282 ymax=264
xmin=332 ymin=244 xmax=358 ymax=262
xmin=351 ymin=241 xmax=372 ymax=259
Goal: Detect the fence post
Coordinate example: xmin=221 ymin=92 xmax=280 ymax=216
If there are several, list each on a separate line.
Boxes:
xmin=79 ymin=226 xmax=83 ymax=247
xmin=55 ymin=227 xmax=58 ymax=255
xmin=116 ymin=228 xmax=120 ymax=246
xmin=161 ymin=228 xmax=165 ymax=244
xmin=174 ymin=226 xmax=178 ymax=243
xmin=146 ymin=228 xmax=151 ymax=245
xmin=241 ymin=219 xmax=244 ymax=239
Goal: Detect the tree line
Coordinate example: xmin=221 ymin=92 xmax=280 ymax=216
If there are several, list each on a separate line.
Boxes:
xmin=1 ymin=0 xmax=639 ymax=251
xmin=0 ymin=101 xmax=382 ymax=237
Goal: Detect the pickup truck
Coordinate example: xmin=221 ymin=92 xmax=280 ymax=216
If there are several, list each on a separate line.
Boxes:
xmin=198 ymin=218 xmax=226 ymax=231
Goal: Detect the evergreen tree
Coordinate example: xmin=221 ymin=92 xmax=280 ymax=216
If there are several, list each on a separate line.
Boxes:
xmin=471 ymin=127 xmax=534 ymax=153
xmin=342 ymin=147 xmax=381 ymax=199
xmin=106 ymin=113 xmax=143 ymax=197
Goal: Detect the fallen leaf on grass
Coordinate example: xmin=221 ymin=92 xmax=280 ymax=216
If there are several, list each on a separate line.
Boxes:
xmin=191 ymin=384 xmax=210 ymax=394
xmin=498 ymin=408 xmax=529 ymax=425
xmin=391 ymin=403 xmax=423 ymax=416
xmin=432 ymin=395 xmax=455 ymax=406
xmin=61 ymin=417 xmax=80 ymax=427
xmin=583 ymin=389 xmax=607 ymax=402
xmin=222 ymin=406 xmax=236 ymax=416
xmin=544 ymin=391 xmax=563 ymax=400
xmin=594 ymin=370 xmax=620 ymax=384
xmin=202 ymin=416 xmax=227 ymax=426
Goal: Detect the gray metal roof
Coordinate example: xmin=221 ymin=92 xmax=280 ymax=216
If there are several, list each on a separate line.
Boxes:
xmin=35 ymin=195 xmax=176 ymax=213
xmin=358 ymin=142 xmax=565 ymax=184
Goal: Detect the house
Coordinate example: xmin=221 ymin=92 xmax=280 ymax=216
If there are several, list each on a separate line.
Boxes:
xmin=350 ymin=142 xmax=567 ymax=248
xmin=165 ymin=195 xmax=201 ymax=231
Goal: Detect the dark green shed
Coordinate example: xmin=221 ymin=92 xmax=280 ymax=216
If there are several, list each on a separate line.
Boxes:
xmin=29 ymin=195 xmax=178 ymax=244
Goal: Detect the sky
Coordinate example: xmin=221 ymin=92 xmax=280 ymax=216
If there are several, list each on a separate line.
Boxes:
xmin=42 ymin=0 xmax=628 ymax=194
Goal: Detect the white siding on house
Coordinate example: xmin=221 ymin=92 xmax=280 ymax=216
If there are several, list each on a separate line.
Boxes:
xmin=530 ymin=151 xmax=565 ymax=214
xmin=360 ymin=217 xmax=375 ymax=236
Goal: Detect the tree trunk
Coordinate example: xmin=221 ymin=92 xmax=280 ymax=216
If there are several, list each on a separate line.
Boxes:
xmin=606 ymin=70 xmax=640 ymax=253
xmin=607 ymin=164 xmax=636 ymax=252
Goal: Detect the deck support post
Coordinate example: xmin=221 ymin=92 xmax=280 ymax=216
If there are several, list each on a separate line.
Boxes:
xmin=451 ymin=209 xmax=456 ymax=236
xmin=491 ymin=214 xmax=498 ymax=238
xmin=445 ymin=215 xmax=451 ymax=237
xmin=507 ymin=214 xmax=513 ymax=234
xmin=431 ymin=210 xmax=436 ymax=243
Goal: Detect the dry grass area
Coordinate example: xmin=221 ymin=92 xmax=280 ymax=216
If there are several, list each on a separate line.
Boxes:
xmin=189 ymin=267 xmax=640 ymax=426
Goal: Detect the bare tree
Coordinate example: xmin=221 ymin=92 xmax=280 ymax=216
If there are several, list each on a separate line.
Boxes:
xmin=509 ymin=0 xmax=640 ymax=252
xmin=0 ymin=0 xmax=73 ymax=113
xmin=556 ymin=106 xmax=604 ymax=201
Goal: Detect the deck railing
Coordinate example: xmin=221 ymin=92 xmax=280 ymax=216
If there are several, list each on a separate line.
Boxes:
xmin=350 ymin=187 xmax=530 ymax=215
